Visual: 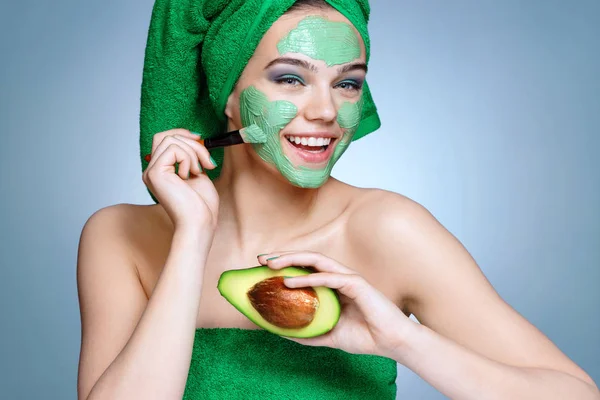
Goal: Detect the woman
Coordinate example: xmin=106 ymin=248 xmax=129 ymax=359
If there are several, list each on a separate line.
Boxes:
xmin=76 ymin=0 xmax=600 ymax=399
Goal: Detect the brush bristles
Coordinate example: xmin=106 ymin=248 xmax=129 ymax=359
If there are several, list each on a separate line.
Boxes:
xmin=240 ymin=124 xmax=267 ymax=144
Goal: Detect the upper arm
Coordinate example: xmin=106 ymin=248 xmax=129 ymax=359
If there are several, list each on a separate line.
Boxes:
xmin=76 ymin=205 xmax=148 ymax=400
xmin=351 ymin=191 xmax=597 ymax=389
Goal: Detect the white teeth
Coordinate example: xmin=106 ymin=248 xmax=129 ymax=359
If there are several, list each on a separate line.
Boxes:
xmin=285 ymin=136 xmax=333 ymax=146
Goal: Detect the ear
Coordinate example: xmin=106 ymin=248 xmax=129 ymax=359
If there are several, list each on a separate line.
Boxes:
xmin=224 ymin=91 xmax=237 ymax=120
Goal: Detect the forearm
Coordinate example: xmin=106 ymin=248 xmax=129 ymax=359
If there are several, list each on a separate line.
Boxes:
xmin=391 ymin=324 xmax=600 ymax=400
xmin=87 ymin=229 xmax=212 ymax=400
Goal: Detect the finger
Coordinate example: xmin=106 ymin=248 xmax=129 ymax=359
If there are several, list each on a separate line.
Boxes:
xmin=282 ymin=272 xmax=367 ymax=300
xmin=256 ymin=250 xmax=297 ymax=263
xmin=284 ymin=272 xmax=393 ymax=325
xmin=147 ymin=130 xmax=203 ymax=167
xmin=149 ymin=136 xmax=200 ymax=177
xmin=148 ymin=142 xmax=194 ymax=180
xmin=151 ymin=134 xmax=216 ymax=173
xmin=176 ymin=135 xmax=217 ymax=172
xmin=291 ymin=272 xmax=406 ymax=329
xmin=147 ymin=139 xmax=193 ymax=179
xmin=259 ymin=251 xmax=356 ymax=275
xmin=169 ymin=135 xmax=209 ymax=175
xmin=151 ymin=129 xmax=199 ymax=156
xmin=170 ymin=135 xmax=205 ymax=175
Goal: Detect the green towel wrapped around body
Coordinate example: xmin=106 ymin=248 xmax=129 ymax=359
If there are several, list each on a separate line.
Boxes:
xmin=140 ymin=0 xmax=380 ymax=187
xmin=184 ymin=328 xmax=398 ymax=399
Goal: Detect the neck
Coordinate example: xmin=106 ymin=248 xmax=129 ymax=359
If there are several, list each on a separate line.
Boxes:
xmin=212 ymin=144 xmax=329 ymax=253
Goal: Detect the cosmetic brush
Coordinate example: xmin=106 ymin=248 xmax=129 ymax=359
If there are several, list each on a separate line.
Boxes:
xmin=144 ymin=124 xmax=266 ymax=162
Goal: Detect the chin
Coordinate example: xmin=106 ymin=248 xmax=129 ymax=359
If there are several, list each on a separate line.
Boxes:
xmin=281 ymin=168 xmax=331 ymax=189
xmin=249 ymin=141 xmax=335 ymax=189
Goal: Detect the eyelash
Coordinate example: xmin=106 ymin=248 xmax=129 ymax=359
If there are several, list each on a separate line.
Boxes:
xmin=275 ymin=75 xmax=305 ymax=87
xmin=274 ymin=75 xmax=363 ymax=92
xmin=336 ymin=80 xmax=362 ymax=91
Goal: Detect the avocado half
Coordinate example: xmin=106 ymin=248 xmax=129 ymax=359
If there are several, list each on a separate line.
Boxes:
xmin=217 ymin=266 xmax=341 ymax=338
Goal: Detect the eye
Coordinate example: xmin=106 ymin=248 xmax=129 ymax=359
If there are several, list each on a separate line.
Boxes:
xmin=274 ymin=74 xmax=305 ymax=87
xmin=335 ymin=79 xmax=362 ymax=92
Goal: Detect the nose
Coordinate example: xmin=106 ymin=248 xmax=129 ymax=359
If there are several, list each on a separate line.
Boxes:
xmin=303 ymin=85 xmax=336 ymax=123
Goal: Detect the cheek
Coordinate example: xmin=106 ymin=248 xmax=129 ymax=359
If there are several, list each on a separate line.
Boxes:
xmin=337 ymin=99 xmax=364 ymax=137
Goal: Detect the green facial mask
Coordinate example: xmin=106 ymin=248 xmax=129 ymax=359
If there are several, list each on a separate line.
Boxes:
xmin=277 ymin=16 xmax=361 ymax=66
xmin=240 ymin=16 xmax=364 ymax=188
xmin=240 ymin=86 xmax=363 ymax=188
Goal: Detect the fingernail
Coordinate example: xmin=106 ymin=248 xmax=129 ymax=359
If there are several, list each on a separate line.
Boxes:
xmin=266 ymin=256 xmax=279 ymax=261
xmin=210 ymin=156 xmax=218 ymax=167
xmin=257 ymin=254 xmax=268 ymax=258
xmin=283 ymin=277 xmax=294 ymax=286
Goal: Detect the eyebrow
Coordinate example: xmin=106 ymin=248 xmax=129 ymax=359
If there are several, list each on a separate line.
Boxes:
xmin=337 ymin=62 xmax=368 ymax=75
xmin=264 ymin=57 xmax=368 ymax=75
xmin=264 ymin=57 xmax=319 ymax=73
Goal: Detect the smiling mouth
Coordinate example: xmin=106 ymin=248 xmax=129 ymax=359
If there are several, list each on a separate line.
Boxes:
xmin=281 ymin=134 xmax=339 ymax=164
xmin=284 ymin=135 xmax=335 ymax=153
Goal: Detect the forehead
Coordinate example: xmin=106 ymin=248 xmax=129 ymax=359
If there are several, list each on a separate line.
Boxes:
xmin=253 ymin=8 xmax=366 ymax=62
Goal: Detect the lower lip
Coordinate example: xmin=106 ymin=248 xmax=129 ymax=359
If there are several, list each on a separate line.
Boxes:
xmin=282 ymin=137 xmax=336 ymax=165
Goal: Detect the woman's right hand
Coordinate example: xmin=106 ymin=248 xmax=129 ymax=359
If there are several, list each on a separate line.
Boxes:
xmin=142 ymin=129 xmax=220 ymax=234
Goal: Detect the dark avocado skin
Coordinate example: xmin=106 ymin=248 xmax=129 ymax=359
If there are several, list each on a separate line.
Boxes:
xmin=217 ymin=266 xmax=341 ymax=338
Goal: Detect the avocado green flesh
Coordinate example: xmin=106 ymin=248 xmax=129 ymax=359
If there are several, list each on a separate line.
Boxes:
xmin=217 ymin=266 xmax=341 ymax=338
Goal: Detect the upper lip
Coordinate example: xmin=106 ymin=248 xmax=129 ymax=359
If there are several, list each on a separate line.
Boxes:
xmin=282 ymin=132 xmax=339 ymax=139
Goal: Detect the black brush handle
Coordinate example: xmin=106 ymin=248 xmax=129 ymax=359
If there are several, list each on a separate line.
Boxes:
xmin=204 ymin=130 xmax=243 ymax=149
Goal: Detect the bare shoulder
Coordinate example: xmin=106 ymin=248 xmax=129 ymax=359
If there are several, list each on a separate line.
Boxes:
xmin=345 ymin=187 xmax=432 ymax=232
xmin=338 ymin=188 xmax=434 ymax=307
xmin=82 ymin=202 xmax=169 ymax=238
xmin=81 ymin=202 xmax=160 ymax=235
xmin=345 ymin=187 xmax=501 ymax=318
xmin=344 ymin=187 xmax=443 ymax=266
xmin=345 ymin=187 xmax=487 ymax=308
xmin=78 ymin=204 xmax=136 ymax=271
xmin=80 ymin=203 xmax=170 ymax=261
xmin=344 ymin=187 xmax=513 ymax=317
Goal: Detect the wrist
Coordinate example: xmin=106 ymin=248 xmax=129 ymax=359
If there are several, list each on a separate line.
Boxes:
xmin=386 ymin=320 xmax=425 ymax=364
xmin=172 ymin=225 xmax=215 ymax=252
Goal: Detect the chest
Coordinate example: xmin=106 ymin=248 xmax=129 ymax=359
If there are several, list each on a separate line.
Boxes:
xmin=135 ymin=224 xmax=403 ymax=329
xmin=198 ymin=236 xmax=354 ymax=329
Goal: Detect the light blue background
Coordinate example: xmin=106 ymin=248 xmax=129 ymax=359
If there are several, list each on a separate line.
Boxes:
xmin=1 ymin=1 xmax=598 ymax=399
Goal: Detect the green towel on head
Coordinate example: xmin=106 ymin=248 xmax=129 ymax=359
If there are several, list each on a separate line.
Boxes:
xmin=140 ymin=0 xmax=380 ymax=199
xmin=184 ymin=328 xmax=397 ymax=399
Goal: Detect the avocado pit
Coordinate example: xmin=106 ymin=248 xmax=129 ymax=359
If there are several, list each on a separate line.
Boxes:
xmin=247 ymin=276 xmax=319 ymax=329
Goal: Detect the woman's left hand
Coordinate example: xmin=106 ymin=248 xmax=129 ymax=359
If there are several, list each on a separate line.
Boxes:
xmin=257 ymin=251 xmax=418 ymax=358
